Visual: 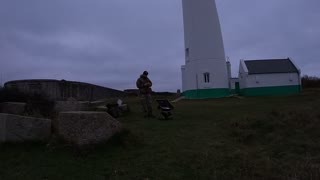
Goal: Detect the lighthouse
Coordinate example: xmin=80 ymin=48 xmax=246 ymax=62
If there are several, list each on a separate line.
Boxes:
xmin=181 ymin=0 xmax=230 ymax=98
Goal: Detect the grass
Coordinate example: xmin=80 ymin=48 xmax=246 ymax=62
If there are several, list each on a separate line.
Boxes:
xmin=1 ymin=89 xmax=320 ymax=179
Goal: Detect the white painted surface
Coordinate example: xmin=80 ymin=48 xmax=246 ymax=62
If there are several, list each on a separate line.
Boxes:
xmin=181 ymin=65 xmax=186 ymax=91
xmin=181 ymin=0 xmax=229 ymax=91
xmin=230 ymin=78 xmax=239 ymax=89
xmin=238 ymin=60 xmax=300 ymax=88
xmin=226 ymin=62 xmax=232 ymax=79
xmin=182 ymin=0 xmax=226 ymax=62
xmin=289 ymin=57 xmax=302 ymax=86
xmin=182 ymin=60 xmax=229 ymax=91
xmin=244 ymin=73 xmax=300 ymax=88
xmin=227 ymin=61 xmax=232 ymax=89
xmin=238 ymin=61 xmax=248 ymax=89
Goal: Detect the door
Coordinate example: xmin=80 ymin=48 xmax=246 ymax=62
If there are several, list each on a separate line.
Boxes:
xmin=235 ymin=82 xmax=240 ymax=94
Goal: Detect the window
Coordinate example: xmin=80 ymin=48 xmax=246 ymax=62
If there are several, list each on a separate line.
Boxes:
xmin=255 ymin=75 xmax=259 ymax=83
xmin=204 ymin=72 xmax=210 ymax=83
xmin=185 ymin=48 xmax=189 ymax=57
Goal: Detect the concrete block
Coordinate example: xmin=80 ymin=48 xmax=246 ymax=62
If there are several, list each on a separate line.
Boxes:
xmin=0 ymin=113 xmax=51 ymax=143
xmin=56 ymin=111 xmax=122 ymax=146
xmin=95 ymin=105 xmax=108 ymax=112
xmin=55 ymin=101 xmax=90 ymax=112
xmin=0 ymin=102 xmax=26 ymax=115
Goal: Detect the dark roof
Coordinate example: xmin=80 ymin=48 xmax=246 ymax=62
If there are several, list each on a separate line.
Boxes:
xmin=244 ymin=58 xmax=299 ymax=74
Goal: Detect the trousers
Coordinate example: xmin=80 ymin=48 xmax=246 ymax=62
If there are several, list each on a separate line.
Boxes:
xmin=139 ymin=94 xmax=152 ymax=116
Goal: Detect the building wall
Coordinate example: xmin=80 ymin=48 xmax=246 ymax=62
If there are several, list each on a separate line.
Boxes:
xmin=5 ymin=80 xmax=60 ymax=99
xmin=240 ymin=73 xmax=301 ymax=96
xmin=238 ymin=60 xmax=248 ymax=90
xmin=4 ymin=79 xmax=125 ymax=101
xmin=181 ymin=0 xmax=229 ymax=98
xmin=182 ymin=60 xmax=230 ymax=98
xmin=244 ymin=73 xmax=300 ymax=88
xmin=229 ymin=78 xmax=239 ymax=94
xmin=183 ymin=60 xmax=229 ymax=90
xmin=181 ymin=65 xmax=186 ymax=92
xmin=182 ymin=0 xmax=226 ymax=63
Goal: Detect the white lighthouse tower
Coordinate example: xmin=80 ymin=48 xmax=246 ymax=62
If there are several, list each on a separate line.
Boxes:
xmin=181 ymin=0 xmax=229 ymax=98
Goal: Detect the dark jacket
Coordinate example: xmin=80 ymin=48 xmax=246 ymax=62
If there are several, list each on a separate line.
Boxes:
xmin=136 ymin=74 xmax=152 ymax=94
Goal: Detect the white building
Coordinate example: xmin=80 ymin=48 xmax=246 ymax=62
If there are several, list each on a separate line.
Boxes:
xmin=238 ymin=58 xmax=301 ymax=96
xmin=181 ymin=0 xmax=229 ymax=98
xmin=180 ymin=1 xmax=302 ymax=98
xmin=229 ymin=78 xmax=240 ymax=94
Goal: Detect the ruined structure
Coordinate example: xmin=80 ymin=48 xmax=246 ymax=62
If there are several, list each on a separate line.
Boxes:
xmin=4 ymin=79 xmax=125 ymax=101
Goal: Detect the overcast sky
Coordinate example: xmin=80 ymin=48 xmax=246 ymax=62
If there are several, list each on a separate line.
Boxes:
xmin=0 ymin=0 xmax=319 ymax=92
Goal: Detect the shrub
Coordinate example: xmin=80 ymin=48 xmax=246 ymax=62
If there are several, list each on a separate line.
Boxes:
xmin=302 ymin=75 xmax=320 ymax=89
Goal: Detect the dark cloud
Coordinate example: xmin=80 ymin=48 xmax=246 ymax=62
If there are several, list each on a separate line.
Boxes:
xmin=0 ymin=0 xmax=319 ymax=91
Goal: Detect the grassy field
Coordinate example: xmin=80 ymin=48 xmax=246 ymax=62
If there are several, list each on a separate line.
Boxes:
xmin=1 ymin=89 xmax=320 ymax=179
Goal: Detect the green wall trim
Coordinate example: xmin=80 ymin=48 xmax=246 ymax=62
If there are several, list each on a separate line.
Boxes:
xmin=183 ymin=88 xmax=230 ymax=99
xmin=240 ymin=85 xmax=301 ymax=96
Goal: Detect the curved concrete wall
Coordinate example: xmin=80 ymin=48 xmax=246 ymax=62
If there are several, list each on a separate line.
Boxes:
xmin=182 ymin=0 xmax=226 ymax=62
xmin=4 ymin=79 xmax=125 ymax=101
xmin=181 ymin=0 xmax=229 ymax=98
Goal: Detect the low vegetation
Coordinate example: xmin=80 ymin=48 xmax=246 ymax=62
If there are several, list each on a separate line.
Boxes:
xmin=302 ymin=75 xmax=320 ymax=89
xmin=1 ymin=89 xmax=320 ymax=179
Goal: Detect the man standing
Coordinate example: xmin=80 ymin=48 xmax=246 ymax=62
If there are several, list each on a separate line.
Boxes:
xmin=136 ymin=71 xmax=154 ymax=118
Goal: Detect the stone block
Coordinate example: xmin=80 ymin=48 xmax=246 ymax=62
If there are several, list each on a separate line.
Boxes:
xmin=0 ymin=102 xmax=26 ymax=115
xmin=0 ymin=113 xmax=51 ymax=143
xmin=95 ymin=105 xmax=108 ymax=112
xmin=55 ymin=101 xmax=90 ymax=112
xmin=56 ymin=111 xmax=122 ymax=146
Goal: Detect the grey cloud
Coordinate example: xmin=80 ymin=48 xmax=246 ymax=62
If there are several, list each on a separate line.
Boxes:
xmin=0 ymin=0 xmax=319 ymax=91
xmin=217 ymin=0 xmax=320 ymax=77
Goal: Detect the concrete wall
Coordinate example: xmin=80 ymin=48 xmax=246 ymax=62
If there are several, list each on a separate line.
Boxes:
xmin=0 ymin=113 xmax=51 ymax=143
xmin=4 ymin=79 xmax=125 ymax=101
xmin=244 ymin=73 xmax=300 ymax=88
xmin=238 ymin=61 xmax=301 ymax=96
xmin=181 ymin=0 xmax=229 ymax=98
xmin=238 ymin=60 xmax=248 ymax=90
xmin=181 ymin=65 xmax=186 ymax=92
xmin=230 ymin=78 xmax=239 ymax=90
xmin=183 ymin=60 xmax=229 ymax=91
xmin=238 ymin=59 xmax=301 ymax=89
xmin=182 ymin=0 xmax=226 ymax=63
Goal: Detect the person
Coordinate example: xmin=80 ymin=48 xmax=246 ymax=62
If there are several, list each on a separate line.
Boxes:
xmin=136 ymin=71 xmax=154 ymax=118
